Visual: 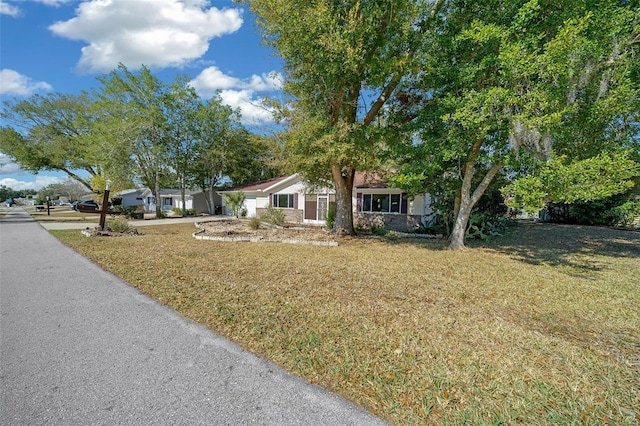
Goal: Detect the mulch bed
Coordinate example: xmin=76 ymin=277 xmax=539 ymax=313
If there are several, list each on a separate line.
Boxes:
xmin=81 ymin=228 xmax=140 ymax=237
xmin=194 ymin=219 xmax=340 ymax=246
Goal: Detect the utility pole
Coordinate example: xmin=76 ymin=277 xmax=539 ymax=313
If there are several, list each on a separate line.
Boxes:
xmin=98 ymin=180 xmax=112 ymax=231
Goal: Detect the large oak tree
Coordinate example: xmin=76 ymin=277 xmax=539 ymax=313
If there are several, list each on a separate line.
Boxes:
xmin=392 ymin=0 xmax=639 ymax=249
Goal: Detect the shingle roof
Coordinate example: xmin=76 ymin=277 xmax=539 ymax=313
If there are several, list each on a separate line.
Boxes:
xmin=224 ymin=175 xmax=295 ymax=192
xmin=221 ymin=171 xmax=393 ymax=192
xmin=353 ymin=172 xmax=390 ymax=189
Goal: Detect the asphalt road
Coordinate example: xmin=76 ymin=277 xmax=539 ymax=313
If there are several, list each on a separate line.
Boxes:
xmin=0 ymin=208 xmax=386 ymax=425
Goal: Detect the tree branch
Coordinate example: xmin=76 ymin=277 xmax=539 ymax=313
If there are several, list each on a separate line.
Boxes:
xmin=362 ymin=0 xmax=445 ymax=127
xmin=470 ymin=162 xmax=504 ymax=206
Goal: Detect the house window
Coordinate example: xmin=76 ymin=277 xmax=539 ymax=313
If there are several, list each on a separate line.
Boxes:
xmin=390 ymin=194 xmax=401 ymax=213
xmin=362 ymin=194 xmax=372 ymax=211
xmin=162 ymin=198 xmax=173 ymax=207
xmin=372 ymin=194 xmax=389 ymax=212
xmin=359 ymin=193 xmax=406 ymax=214
xmin=273 ymin=193 xmax=295 ymax=208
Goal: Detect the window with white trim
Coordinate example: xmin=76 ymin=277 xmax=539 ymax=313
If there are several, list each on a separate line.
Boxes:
xmin=273 ymin=193 xmax=295 ymax=208
xmin=359 ymin=193 xmax=406 ymax=213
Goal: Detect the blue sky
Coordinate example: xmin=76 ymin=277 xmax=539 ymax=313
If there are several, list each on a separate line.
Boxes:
xmin=0 ymin=0 xmax=283 ymax=190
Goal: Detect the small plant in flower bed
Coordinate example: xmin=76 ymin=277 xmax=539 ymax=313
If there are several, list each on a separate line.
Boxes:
xmin=171 ymin=207 xmax=198 ymax=216
xmin=261 ymin=204 xmax=286 ymax=226
xmin=107 ymin=218 xmax=131 ymax=233
xmin=466 ymin=213 xmax=513 ymax=241
xmin=248 ymin=216 xmax=261 ymax=229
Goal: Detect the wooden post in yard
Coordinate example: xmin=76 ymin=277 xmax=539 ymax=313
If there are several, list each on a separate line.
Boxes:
xmin=98 ymin=180 xmax=111 ymax=231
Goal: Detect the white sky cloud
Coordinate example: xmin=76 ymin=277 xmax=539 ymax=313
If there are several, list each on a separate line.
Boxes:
xmin=0 ymin=176 xmax=64 ymax=191
xmin=33 ymin=0 xmax=75 ymax=6
xmin=0 ymin=153 xmax=23 ymax=175
xmin=190 ymin=66 xmax=282 ymax=124
xmin=0 ymin=69 xmax=53 ymax=96
xmin=218 ymin=89 xmax=275 ymax=125
xmin=49 ymin=0 xmax=243 ymax=73
xmin=189 ymin=66 xmax=241 ymax=92
xmin=0 ymin=1 xmax=20 ymax=17
xmin=190 ymin=66 xmax=282 ymax=96
xmin=0 ymin=156 xmax=65 ymax=191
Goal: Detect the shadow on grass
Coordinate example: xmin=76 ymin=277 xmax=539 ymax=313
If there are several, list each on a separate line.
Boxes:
xmin=474 ymin=221 xmax=640 ymax=272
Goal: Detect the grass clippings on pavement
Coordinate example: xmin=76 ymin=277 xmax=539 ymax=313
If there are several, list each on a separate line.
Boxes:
xmin=52 ymin=221 xmax=640 ymax=425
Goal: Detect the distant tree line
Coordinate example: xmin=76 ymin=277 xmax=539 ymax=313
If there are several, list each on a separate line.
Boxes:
xmin=1 ymin=64 xmax=281 ymax=217
xmin=0 ymin=185 xmax=37 ymax=202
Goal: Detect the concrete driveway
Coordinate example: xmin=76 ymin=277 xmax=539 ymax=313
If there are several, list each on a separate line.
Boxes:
xmin=0 ymin=208 xmax=386 ymax=425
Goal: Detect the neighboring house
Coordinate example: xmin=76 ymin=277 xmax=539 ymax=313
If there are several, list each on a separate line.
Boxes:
xmin=132 ymin=188 xmax=220 ymax=214
xmin=12 ymin=197 xmax=35 ymax=206
xmin=219 ymin=173 xmax=435 ymax=231
xmin=119 ymin=188 xmax=146 ymax=210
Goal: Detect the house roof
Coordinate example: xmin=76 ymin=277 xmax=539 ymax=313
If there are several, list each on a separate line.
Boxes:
xmin=221 ymin=174 xmax=300 ymax=193
xmin=118 ymin=188 xmax=145 ymax=196
xmin=158 ymin=188 xmax=197 ymax=197
xmin=137 ymin=188 xmax=202 ymax=197
xmin=219 ymin=171 xmax=394 ymax=193
xmin=353 ymin=172 xmax=390 ymax=189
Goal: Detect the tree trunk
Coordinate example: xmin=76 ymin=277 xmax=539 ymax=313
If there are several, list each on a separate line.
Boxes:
xmin=449 ymin=194 xmax=473 ymax=250
xmin=331 ymin=163 xmax=356 ymax=235
xmin=180 ymin=175 xmax=186 ymax=217
xmin=180 ymin=187 xmax=186 ymax=217
xmin=206 ymin=182 xmax=215 ymax=215
xmin=448 ymin=160 xmax=504 ymax=250
xmin=154 ymin=170 xmax=161 ymax=218
xmin=449 ymin=160 xmax=475 ymax=250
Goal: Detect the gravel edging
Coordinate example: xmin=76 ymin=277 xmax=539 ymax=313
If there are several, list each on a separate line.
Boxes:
xmin=386 ymin=230 xmax=443 ymax=239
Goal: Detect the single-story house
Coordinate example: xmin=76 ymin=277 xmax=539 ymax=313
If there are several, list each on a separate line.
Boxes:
xmin=219 ymin=173 xmax=435 ymax=231
xmin=218 ymin=174 xmax=334 ymax=224
xmin=119 ymin=188 xmax=146 ymax=210
xmin=12 ymin=197 xmax=35 ymax=206
xmin=119 ymin=188 xmax=220 ymax=214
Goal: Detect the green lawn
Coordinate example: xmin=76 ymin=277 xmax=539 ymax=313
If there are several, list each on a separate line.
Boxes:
xmin=52 ymin=222 xmax=640 ymax=425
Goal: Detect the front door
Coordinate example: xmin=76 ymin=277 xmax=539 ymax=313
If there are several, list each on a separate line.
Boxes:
xmin=317 ymin=196 xmax=328 ymax=221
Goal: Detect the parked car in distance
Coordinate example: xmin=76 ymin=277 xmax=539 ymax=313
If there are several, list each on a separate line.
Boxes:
xmin=75 ymin=200 xmax=100 ymax=211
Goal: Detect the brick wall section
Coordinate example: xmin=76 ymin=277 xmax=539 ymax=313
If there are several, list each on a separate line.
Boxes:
xmin=354 ymin=212 xmax=423 ymax=232
xmin=254 ymin=208 xmax=422 ymax=230
xmin=256 ymin=208 xmax=303 ymax=223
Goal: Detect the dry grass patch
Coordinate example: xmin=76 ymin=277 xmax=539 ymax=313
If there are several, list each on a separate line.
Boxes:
xmin=52 ymin=222 xmax=640 ymax=425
